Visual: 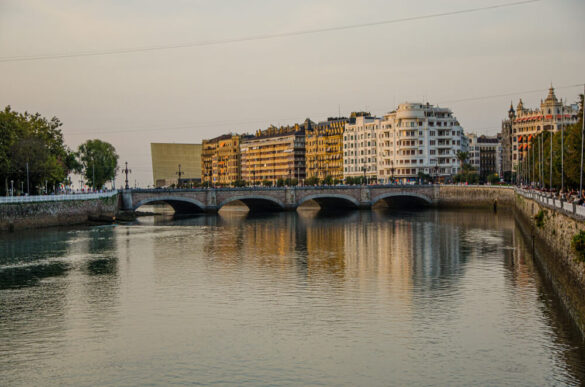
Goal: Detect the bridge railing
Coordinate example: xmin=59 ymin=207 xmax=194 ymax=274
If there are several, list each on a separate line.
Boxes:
xmin=126 ymin=184 xmax=437 ymax=193
xmin=516 ymin=188 xmax=585 ymax=219
xmin=0 ymin=191 xmax=118 ymax=204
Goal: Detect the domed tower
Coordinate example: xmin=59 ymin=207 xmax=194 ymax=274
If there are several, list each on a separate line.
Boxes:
xmin=540 ymin=84 xmax=561 ymax=115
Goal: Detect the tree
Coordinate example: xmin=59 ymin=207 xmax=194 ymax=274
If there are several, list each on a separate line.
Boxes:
xmin=78 ymin=139 xmax=119 ymax=190
xmin=0 ymin=106 xmax=76 ymax=195
xmin=456 ymin=151 xmax=469 ymax=171
xmin=305 ymin=176 xmax=320 ymax=186
xmin=262 ymin=179 xmax=272 ymax=187
xmin=418 ymin=171 xmax=431 ymax=183
xmin=487 ymin=173 xmax=500 ymax=185
xmin=321 ymin=175 xmax=334 ymax=185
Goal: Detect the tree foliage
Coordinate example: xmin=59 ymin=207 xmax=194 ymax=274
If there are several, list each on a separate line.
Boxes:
xmin=305 ymin=176 xmax=320 ymax=186
xmin=0 ymin=106 xmax=77 ymax=195
xmin=78 ymin=139 xmax=119 ymax=189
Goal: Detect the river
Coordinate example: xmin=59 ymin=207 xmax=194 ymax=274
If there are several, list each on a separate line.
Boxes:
xmin=0 ymin=208 xmax=584 ymax=386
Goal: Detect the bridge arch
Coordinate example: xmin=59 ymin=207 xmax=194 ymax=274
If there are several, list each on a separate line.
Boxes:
xmin=298 ymin=194 xmax=360 ymax=209
xmin=133 ymin=196 xmax=206 ymax=214
xmin=372 ymin=192 xmax=432 ymax=208
xmin=218 ymin=195 xmax=285 ymax=212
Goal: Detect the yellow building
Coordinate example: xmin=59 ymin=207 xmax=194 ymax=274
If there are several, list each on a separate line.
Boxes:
xmin=201 ymin=134 xmax=248 ymax=186
xmin=305 ymin=117 xmax=347 ymax=181
xmin=150 ymin=143 xmax=202 ymax=187
xmin=241 ymin=120 xmax=313 ymax=184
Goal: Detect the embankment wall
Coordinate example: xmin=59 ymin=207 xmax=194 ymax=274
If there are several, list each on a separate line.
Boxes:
xmin=0 ymin=195 xmax=118 ymax=231
xmin=437 ymin=185 xmax=515 ymax=208
xmin=514 ymin=193 xmax=585 ymax=335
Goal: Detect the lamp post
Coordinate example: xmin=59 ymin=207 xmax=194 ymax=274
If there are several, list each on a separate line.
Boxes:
xmin=390 ymin=160 xmax=395 ymax=184
xmin=362 ymin=166 xmax=367 ymax=185
xmin=10 ymin=180 xmax=13 ymax=197
xmin=561 ymin=101 xmax=564 ymax=192
xmin=580 ymin=85 xmax=585 ymax=196
xmin=123 ymin=162 xmax=131 ymax=190
xmin=26 ymin=161 xmax=29 ymax=195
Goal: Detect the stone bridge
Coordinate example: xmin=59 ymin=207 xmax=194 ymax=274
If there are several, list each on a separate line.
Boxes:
xmin=120 ymin=185 xmax=439 ymax=214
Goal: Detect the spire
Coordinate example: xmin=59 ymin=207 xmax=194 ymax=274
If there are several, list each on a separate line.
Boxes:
xmin=516 ymin=98 xmax=524 ymax=112
xmin=508 ymin=101 xmax=515 ymax=119
xmin=545 ymin=84 xmax=558 ymax=104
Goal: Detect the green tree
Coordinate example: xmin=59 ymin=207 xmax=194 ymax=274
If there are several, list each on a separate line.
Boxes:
xmin=487 ymin=173 xmax=500 ymax=185
xmin=0 ymin=106 xmax=76 ymax=194
xmin=321 ymin=175 xmax=334 ymax=185
xmin=456 ymin=151 xmax=469 ymax=170
xmin=78 ymin=139 xmax=119 ymax=190
xmin=305 ymin=176 xmax=320 ymax=186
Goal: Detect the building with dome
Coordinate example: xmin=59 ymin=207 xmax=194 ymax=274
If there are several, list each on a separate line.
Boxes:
xmin=500 ymin=86 xmax=579 ymax=180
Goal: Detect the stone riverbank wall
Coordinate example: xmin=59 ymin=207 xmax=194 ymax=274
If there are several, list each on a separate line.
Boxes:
xmin=437 ymin=185 xmax=515 ymax=208
xmin=514 ymin=191 xmax=585 ymax=336
xmin=0 ymin=193 xmax=118 ymax=232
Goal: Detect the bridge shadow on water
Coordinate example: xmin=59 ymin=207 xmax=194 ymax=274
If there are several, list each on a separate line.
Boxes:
xmin=373 ymin=195 xmax=432 ymax=210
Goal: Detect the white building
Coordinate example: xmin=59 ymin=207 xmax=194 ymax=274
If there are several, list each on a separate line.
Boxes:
xmin=376 ymin=102 xmax=466 ymax=183
xmin=343 ymin=113 xmax=380 ymax=180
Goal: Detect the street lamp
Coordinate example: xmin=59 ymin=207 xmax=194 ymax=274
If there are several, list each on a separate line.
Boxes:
xmin=390 ymin=160 xmax=395 ymax=184
xmin=362 ymin=166 xmax=367 ymax=185
xmin=10 ymin=180 xmax=13 ymax=196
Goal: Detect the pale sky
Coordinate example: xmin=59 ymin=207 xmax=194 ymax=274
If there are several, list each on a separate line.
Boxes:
xmin=1 ymin=0 xmax=584 ymax=187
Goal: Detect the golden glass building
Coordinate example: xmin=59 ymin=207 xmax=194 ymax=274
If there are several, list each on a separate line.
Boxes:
xmin=201 ymin=134 xmax=247 ymax=185
xmin=241 ymin=120 xmax=313 ymax=184
xmin=305 ymin=117 xmax=347 ymax=181
xmin=150 ymin=143 xmax=202 ymax=187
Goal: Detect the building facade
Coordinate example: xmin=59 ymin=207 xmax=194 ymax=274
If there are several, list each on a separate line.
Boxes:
xmin=501 ymin=86 xmax=579 ymax=179
xmin=343 ymin=113 xmax=380 ymax=181
xmin=305 ymin=117 xmax=347 ymax=181
xmin=201 ymin=134 xmax=247 ymax=186
xmin=466 ymin=133 xmax=502 ymax=181
xmin=150 ymin=143 xmax=202 ymax=187
xmin=241 ymin=120 xmax=312 ymax=184
xmin=375 ymin=103 xmax=466 ymax=183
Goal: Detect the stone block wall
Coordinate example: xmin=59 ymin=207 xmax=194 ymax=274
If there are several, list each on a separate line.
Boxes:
xmin=514 ymin=193 xmax=585 ymax=335
xmin=0 ymin=195 xmax=118 ymax=231
xmin=438 ymin=185 xmax=515 ymax=208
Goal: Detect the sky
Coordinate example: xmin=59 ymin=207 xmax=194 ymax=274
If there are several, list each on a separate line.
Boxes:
xmin=1 ymin=0 xmax=584 ymax=187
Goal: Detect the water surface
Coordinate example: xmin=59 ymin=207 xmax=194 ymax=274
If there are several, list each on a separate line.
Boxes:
xmin=0 ymin=209 xmax=584 ymax=386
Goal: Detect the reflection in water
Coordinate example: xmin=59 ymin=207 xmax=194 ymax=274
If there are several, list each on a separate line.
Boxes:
xmin=0 ymin=209 xmax=584 ymax=386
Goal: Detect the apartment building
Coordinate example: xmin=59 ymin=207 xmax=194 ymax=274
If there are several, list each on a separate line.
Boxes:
xmin=241 ymin=120 xmax=312 ymax=184
xmin=343 ymin=112 xmax=380 ymax=181
xmin=376 ymin=102 xmax=466 ymax=183
xmin=466 ymin=133 xmax=502 ymax=181
xmin=201 ymin=134 xmax=247 ymax=185
xmin=306 ymin=117 xmax=347 ymax=181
